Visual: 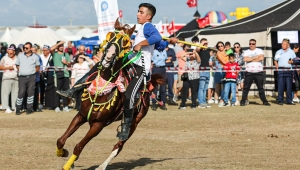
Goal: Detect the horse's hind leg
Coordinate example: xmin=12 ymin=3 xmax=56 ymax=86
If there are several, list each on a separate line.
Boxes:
xmin=97 ymin=110 xmax=146 ymax=170
xmin=56 ymin=113 xmax=86 ymax=157
xmin=62 ymin=122 xmax=104 ymax=170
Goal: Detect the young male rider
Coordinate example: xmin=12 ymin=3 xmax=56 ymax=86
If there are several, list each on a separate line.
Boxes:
xmin=57 ymin=3 xmax=178 ymax=141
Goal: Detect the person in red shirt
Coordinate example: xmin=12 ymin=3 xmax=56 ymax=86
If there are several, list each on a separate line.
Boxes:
xmin=222 ymin=53 xmax=240 ymax=106
xmin=64 ymin=41 xmax=77 ymax=57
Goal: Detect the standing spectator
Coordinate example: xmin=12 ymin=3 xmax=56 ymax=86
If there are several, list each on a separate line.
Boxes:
xmin=274 ymin=39 xmax=296 ymax=105
xmin=0 ymin=45 xmax=18 ymax=113
xmin=223 ymin=54 xmax=240 ymax=107
xmin=176 ymin=44 xmax=189 ymax=101
xmin=51 ymin=41 xmax=71 ymax=113
xmin=71 ymin=55 xmax=94 ymax=110
xmin=73 ymin=45 xmax=89 ymax=64
xmin=15 ymin=42 xmax=40 ymax=115
xmin=234 ymin=42 xmax=245 ymax=105
xmin=240 ymin=39 xmax=270 ymax=106
xmin=165 ymin=45 xmax=178 ymax=105
xmin=207 ymin=50 xmax=216 ymax=104
xmin=292 ymin=44 xmax=300 ymax=103
xmin=215 ymin=41 xmax=228 ymax=106
xmin=197 ymin=38 xmax=211 ymax=108
xmin=0 ymin=42 xmax=7 ymax=59
xmin=151 ymin=49 xmax=168 ymax=111
xmin=191 ymin=36 xmax=199 ymax=49
xmin=179 ymin=49 xmax=201 ymax=109
xmin=41 ymin=45 xmax=56 ymax=110
xmin=40 ymin=45 xmax=51 ymax=107
xmin=32 ymin=45 xmax=43 ymax=112
xmin=173 ymin=37 xmax=185 ymax=101
xmin=64 ymin=41 xmax=77 ymax=58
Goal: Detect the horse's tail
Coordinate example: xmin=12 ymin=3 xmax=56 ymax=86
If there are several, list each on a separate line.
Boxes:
xmin=150 ymin=73 xmax=165 ymax=88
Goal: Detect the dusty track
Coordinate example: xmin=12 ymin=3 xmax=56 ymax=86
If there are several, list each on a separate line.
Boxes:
xmin=0 ymin=97 xmax=300 ymax=170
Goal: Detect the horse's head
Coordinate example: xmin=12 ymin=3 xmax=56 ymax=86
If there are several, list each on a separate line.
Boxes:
xmin=99 ymin=19 xmax=136 ymax=69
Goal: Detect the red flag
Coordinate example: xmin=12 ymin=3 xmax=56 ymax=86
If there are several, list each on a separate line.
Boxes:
xmin=187 ymin=0 xmax=197 ymax=8
xmin=167 ymin=20 xmax=175 ymax=34
xmin=197 ymin=16 xmax=210 ymax=28
xmin=119 ymin=10 xmax=123 ymax=18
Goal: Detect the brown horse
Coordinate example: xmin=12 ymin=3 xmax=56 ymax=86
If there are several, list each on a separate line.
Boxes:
xmin=56 ymin=20 xmax=164 ymax=170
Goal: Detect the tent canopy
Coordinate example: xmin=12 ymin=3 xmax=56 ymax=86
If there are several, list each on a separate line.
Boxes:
xmin=0 ymin=27 xmax=13 ymax=42
xmin=268 ymin=8 xmax=300 ymax=32
xmin=171 ymin=19 xmax=199 ymax=38
xmin=8 ymin=27 xmax=66 ymax=47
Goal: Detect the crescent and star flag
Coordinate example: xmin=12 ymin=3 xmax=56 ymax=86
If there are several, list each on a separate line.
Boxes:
xmin=167 ymin=20 xmax=175 ymax=34
xmin=187 ymin=0 xmax=197 ymax=8
xmin=93 ymin=0 xmax=119 ymax=41
xmin=197 ymin=16 xmax=210 ymax=28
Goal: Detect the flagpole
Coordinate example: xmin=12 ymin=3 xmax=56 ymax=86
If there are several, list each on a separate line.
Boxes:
xmin=173 ymin=18 xmax=176 ymax=37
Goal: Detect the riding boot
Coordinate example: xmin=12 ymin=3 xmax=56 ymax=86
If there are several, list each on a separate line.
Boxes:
xmin=56 ymin=73 xmax=90 ymax=98
xmin=117 ymin=108 xmax=134 ymax=141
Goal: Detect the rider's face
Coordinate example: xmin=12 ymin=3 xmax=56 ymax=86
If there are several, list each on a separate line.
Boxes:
xmin=137 ymin=7 xmax=151 ymax=24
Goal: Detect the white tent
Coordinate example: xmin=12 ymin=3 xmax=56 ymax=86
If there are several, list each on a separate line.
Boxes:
xmin=75 ymin=28 xmax=93 ymax=36
xmin=0 ymin=27 xmax=13 ymax=42
xmin=10 ymin=29 xmax=21 ymax=38
xmin=8 ymin=27 xmax=66 ymax=47
xmin=56 ymin=28 xmax=74 ymax=36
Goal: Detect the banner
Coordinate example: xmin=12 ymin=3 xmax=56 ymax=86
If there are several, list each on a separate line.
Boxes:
xmin=93 ymin=0 xmax=119 ymax=42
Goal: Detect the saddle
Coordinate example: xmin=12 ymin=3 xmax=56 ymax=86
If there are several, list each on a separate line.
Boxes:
xmin=86 ymin=71 xmax=154 ymax=96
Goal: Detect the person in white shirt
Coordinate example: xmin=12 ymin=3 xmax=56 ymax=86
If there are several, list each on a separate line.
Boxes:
xmin=71 ymin=55 xmax=94 ymax=110
xmin=240 ymin=39 xmax=270 ymax=106
xmin=0 ymin=45 xmax=18 ymax=113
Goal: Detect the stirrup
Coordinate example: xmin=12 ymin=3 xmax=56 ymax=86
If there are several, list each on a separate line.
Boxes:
xmin=116 ymin=123 xmax=131 ymax=141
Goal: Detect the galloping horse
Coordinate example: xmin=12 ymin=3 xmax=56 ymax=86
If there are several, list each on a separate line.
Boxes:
xmin=56 ymin=19 xmax=164 ymax=170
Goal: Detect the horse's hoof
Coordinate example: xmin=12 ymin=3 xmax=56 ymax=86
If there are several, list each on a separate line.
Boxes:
xmin=62 ymin=149 xmax=69 ymax=157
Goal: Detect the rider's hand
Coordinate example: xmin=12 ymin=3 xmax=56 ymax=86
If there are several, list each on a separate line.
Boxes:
xmin=133 ymin=44 xmax=141 ymax=52
xmin=168 ymin=37 xmax=178 ymax=44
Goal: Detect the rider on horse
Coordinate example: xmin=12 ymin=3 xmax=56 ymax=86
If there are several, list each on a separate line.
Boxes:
xmin=57 ymin=3 xmax=178 ymax=141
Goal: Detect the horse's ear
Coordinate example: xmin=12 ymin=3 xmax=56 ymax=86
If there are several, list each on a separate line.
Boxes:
xmin=114 ymin=18 xmax=121 ymax=29
xmin=128 ymin=25 xmax=136 ymax=36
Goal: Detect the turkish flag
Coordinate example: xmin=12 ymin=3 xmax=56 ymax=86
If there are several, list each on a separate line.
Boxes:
xmin=119 ymin=10 xmax=123 ymax=18
xmin=197 ymin=16 xmax=210 ymax=28
xmin=187 ymin=0 xmax=197 ymax=8
xmin=167 ymin=20 xmax=175 ymax=34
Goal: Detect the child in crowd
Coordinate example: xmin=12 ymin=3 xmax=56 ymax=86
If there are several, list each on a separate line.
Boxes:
xmin=225 ymin=42 xmax=233 ymax=55
xmin=222 ymin=53 xmax=240 ymax=107
xmin=208 ymin=50 xmax=216 ymax=104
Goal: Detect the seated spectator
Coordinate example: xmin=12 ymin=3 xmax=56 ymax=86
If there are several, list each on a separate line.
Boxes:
xmin=0 ymin=45 xmax=18 ymax=113
xmin=179 ymin=49 xmax=201 ymax=109
xmin=71 ymin=55 xmax=94 ymax=110
xmin=222 ymin=54 xmax=240 ymax=107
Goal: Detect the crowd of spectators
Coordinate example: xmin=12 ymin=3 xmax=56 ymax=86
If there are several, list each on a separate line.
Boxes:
xmin=0 ymin=41 xmax=95 ymax=114
xmin=148 ymin=37 xmax=300 ymax=110
xmin=0 ymin=37 xmax=299 ymax=115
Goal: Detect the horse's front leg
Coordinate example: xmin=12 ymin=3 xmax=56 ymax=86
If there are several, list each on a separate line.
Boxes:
xmin=62 ymin=122 xmax=104 ymax=170
xmin=97 ymin=105 xmax=148 ymax=170
xmin=56 ymin=112 xmax=86 ymax=157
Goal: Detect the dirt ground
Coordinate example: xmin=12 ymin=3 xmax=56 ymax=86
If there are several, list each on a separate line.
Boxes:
xmin=1 ymin=97 xmax=300 ymax=170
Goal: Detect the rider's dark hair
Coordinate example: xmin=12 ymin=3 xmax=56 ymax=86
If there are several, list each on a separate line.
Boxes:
xmin=139 ymin=3 xmax=156 ymax=20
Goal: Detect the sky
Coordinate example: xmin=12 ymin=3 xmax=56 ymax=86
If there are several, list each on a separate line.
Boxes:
xmin=0 ymin=0 xmax=284 ymax=27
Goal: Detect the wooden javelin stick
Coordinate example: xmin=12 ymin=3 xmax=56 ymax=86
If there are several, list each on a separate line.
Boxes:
xmin=162 ymin=37 xmax=218 ymax=51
